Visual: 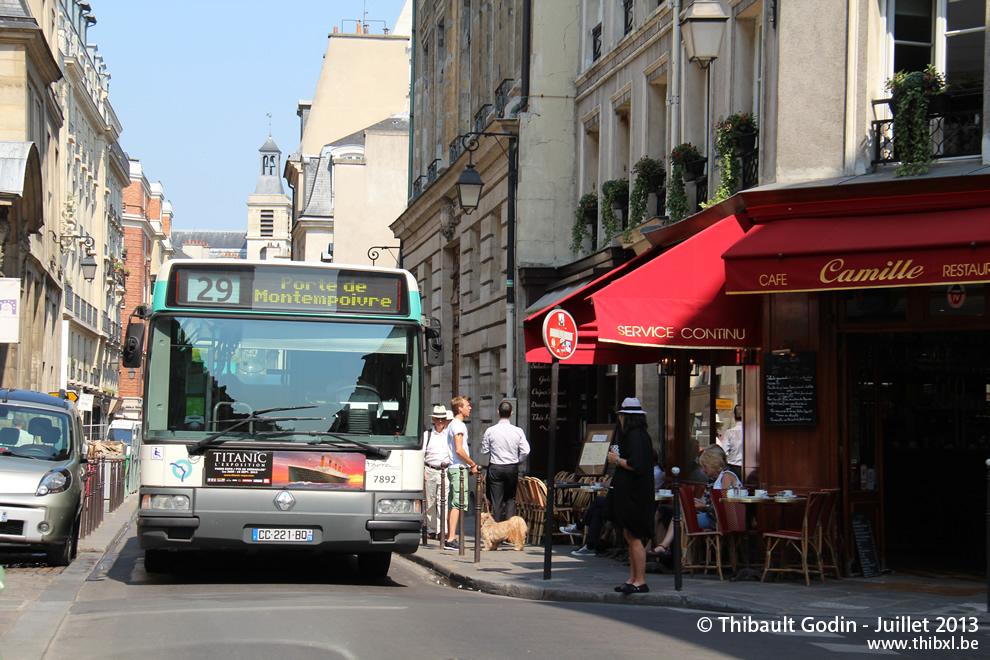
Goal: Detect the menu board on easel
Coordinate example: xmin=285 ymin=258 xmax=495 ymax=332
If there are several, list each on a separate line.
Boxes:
xmin=576 ymin=424 xmax=615 ymax=476
xmin=764 ymin=350 xmax=817 ymax=426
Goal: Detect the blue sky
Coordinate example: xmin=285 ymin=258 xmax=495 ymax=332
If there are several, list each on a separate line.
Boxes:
xmin=92 ymin=0 xmax=407 ymax=231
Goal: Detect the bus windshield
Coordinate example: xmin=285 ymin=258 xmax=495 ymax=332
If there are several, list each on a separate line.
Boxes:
xmin=144 ymin=315 xmax=419 ymax=445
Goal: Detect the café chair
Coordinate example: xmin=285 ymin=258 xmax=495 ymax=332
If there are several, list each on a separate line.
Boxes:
xmin=761 ymin=491 xmax=828 ymax=585
xmin=815 ymin=489 xmax=842 ymax=579
xmin=678 ymin=485 xmax=725 ymax=580
xmin=709 ymin=489 xmax=751 ymax=573
xmin=529 ymin=478 xmax=575 ymax=544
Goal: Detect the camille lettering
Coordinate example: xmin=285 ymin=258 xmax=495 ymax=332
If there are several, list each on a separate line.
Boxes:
xmin=820 ymin=259 xmax=924 ymax=285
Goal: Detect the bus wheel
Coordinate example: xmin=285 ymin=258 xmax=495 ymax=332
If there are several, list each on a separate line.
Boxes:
xmin=357 ymin=552 xmax=391 ymax=579
xmin=144 ymin=549 xmax=175 ymax=574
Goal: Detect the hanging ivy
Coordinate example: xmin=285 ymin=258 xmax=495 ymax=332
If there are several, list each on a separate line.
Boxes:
xmin=667 ymin=143 xmax=702 ymax=224
xmin=570 ymin=192 xmax=598 ymax=254
xmin=628 ymin=156 xmax=665 ymax=230
xmin=706 ymin=112 xmax=758 ymax=207
xmin=601 ymin=178 xmax=628 ymax=245
xmin=886 ymin=64 xmax=945 ymax=177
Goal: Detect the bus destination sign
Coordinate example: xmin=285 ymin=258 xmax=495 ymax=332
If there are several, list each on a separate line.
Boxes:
xmin=172 ymin=265 xmax=406 ymax=316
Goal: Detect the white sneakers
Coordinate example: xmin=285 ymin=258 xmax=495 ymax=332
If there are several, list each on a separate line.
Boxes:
xmin=559 ymin=524 xmax=580 ymax=535
xmin=571 ymin=545 xmax=596 ymax=557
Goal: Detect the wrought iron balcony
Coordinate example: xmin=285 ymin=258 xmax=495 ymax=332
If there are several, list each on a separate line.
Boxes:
xmin=473 ymin=104 xmax=492 ymax=134
xmin=449 ymin=137 xmax=464 ymax=165
xmin=494 ymin=79 xmax=514 ymax=118
xmin=427 ymin=159 xmax=441 ymax=185
xmin=872 ymin=91 xmax=983 ymax=166
xmin=413 ymin=175 xmax=426 ymax=199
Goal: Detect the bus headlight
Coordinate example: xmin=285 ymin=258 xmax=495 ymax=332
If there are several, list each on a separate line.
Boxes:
xmin=142 ymin=494 xmax=191 ymax=510
xmin=376 ymin=499 xmax=421 ymax=514
xmin=36 ymin=469 xmax=72 ymax=496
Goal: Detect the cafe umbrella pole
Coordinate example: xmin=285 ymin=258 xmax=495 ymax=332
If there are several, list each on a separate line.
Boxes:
xmin=544 ymin=356 xmax=559 ymax=580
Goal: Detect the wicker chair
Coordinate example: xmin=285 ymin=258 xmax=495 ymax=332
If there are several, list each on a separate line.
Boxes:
xmin=761 ymin=491 xmax=829 ymax=585
xmin=678 ymin=485 xmax=724 ymax=579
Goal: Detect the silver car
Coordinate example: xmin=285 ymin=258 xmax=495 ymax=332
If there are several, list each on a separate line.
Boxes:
xmin=0 ymin=389 xmax=88 ymax=566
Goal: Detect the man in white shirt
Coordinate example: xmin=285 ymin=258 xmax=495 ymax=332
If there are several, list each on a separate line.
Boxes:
xmin=719 ymin=405 xmax=744 ymax=480
xmin=423 ymin=405 xmax=451 ymax=541
xmin=481 ymin=400 xmax=530 ymax=522
xmin=444 ymin=396 xmax=478 ymax=551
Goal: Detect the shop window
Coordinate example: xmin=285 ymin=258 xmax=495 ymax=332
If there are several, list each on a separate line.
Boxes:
xmin=928 ymin=282 xmax=984 ymax=316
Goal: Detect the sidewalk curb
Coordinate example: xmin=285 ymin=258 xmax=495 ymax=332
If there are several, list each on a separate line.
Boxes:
xmin=403 ymin=551 xmax=767 ymax=613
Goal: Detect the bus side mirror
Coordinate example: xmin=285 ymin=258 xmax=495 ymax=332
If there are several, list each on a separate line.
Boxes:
xmin=121 ymin=306 xmax=148 ymax=368
xmin=424 ymin=316 xmax=443 ymax=367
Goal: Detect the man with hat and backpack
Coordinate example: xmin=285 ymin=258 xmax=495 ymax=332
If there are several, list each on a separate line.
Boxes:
xmin=423 ymin=405 xmax=451 ymax=541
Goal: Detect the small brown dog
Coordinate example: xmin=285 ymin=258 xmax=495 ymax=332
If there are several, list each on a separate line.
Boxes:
xmin=480 ymin=513 xmax=528 ymax=551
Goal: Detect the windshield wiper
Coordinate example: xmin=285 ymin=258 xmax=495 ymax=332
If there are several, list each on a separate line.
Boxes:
xmin=258 ymin=430 xmax=391 ymax=460
xmin=0 ymin=448 xmax=37 ymax=459
xmin=187 ymin=405 xmax=324 ymax=456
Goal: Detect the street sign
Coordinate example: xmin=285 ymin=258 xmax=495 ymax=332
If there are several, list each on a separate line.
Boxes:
xmin=541 ymin=308 xmax=578 ymax=361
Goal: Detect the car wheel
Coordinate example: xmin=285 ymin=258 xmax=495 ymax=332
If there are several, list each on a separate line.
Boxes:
xmin=357 ymin=552 xmax=391 ymax=579
xmin=46 ymin=517 xmax=79 ymax=567
xmin=144 ymin=549 xmax=175 ymax=574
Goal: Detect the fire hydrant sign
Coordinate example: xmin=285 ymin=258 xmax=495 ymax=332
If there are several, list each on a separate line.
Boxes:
xmin=542 ymin=309 xmax=578 ymax=360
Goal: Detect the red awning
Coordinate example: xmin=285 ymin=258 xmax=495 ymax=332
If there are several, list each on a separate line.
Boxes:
xmin=523 ymin=249 xmax=664 ymax=364
xmin=590 ymin=216 xmax=761 ymax=350
xmin=722 ymin=207 xmax=990 ymax=294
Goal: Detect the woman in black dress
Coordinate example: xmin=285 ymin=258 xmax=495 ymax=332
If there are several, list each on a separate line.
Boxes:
xmin=607 ymin=397 xmax=654 ymax=594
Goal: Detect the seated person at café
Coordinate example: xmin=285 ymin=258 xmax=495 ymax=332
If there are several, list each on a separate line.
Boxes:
xmin=559 ymin=478 xmax=612 ymax=557
xmin=651 ymin=447 xmax=738 ymax=555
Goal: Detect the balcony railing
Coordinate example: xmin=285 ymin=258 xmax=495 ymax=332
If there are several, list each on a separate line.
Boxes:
xmin=474 ymin=104 xmax=492 ymax=134
xmin=494 ymin=79 xmax=514 ymax=118
xmin=872 ymin=93 xmax=982 ymax=166
xmin=412 ymin=175 xmax=426 ymax=199
xmin=741 ymin=147 xmax=759 ymax=190
xmin=427 ymin=159 xmax=441 ymax=185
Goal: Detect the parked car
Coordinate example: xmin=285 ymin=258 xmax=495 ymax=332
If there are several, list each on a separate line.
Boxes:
xmin=0 ymin=389 xmax=88 ymax=566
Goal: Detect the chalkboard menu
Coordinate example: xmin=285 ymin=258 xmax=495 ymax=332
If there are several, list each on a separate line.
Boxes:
xmin=764 ymin=351 xmax=817 ymax=426
xmin=851 ymin=511 xmax=881 ymax=578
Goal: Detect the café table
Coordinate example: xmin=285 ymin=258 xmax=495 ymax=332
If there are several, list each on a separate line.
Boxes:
xmin=721 ymin=493 xmax=807 ymax=580
xmin=654 ymin=491 xmax=674 ymax=502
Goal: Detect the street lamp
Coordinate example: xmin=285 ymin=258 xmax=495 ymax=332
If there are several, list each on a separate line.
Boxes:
xmin=681 ymin=0 xmax=729 ymax=69
xmin=681 ymin=0 xmax=729 ymax=186
xmin=451 ymin=130 xmax=520 ymax=403
xmin=80 ymin=254 xmax=98 ymax=282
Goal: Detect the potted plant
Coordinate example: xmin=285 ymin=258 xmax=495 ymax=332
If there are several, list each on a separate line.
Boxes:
xmin=570 ymin=192 xmax=598 ymax=254
xmin=600 ymin=178 xmax=629 ymax=244
xmin=709 ymin=112 xmax=759 ymax=205
xmin=629 ymin=155 xmax=665 ymax=229
xmin=668 ymin=143 xmax=702 ymax=223
xmin=885 ymin=64 xmax=945 ymax=176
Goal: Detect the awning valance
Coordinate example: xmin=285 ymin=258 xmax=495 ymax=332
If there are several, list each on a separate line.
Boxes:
xmin=591 ymin=216 xmax=761 ymax=350
xmin=722 ymin=207 xmax=990 ymax=294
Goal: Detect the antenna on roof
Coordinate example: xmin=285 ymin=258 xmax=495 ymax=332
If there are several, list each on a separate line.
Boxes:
xmin=266 ymin=112 xmax=272 ymax=136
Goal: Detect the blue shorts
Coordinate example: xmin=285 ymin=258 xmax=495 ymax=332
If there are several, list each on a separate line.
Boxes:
xmin=697 ymin=512 xmax=713 ymax=530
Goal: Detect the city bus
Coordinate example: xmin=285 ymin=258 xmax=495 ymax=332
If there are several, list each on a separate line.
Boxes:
xmin=121 ymin=259 xmax=442 ymax=578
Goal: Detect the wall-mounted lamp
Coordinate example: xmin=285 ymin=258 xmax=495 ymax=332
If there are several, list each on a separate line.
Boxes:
xmin=53 ymin=229 xmax=96 ymax=255
xmin=657 ymin=357 xmax=672 ymax=376
xmin=680 ymin=0 xmax=729 ymax=70
xmin=108 ymin=357 xmax=119 ymax=372
xmin=79 ymin=254 xmax=98 ymax=282
xmin=128 ymin=368 xmax=136 ymax=380
xmin=689 ymin=359 xmax=703 ymax=377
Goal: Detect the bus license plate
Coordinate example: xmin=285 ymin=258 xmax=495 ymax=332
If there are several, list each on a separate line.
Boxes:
xmin=251 ymin=528 xmax=314 ymax=542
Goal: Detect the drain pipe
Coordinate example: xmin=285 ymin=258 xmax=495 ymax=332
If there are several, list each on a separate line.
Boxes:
xmin=670 ymin=0 xmax=682 ymax=151
xmin=406 ymin=1 xmax=417 ymax=201
xmin=504 ymin=0 xmax=531 ymax=400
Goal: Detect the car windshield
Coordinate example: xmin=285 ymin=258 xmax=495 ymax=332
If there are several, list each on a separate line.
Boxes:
xmin=0 ymin=406 xmax=73 ymax=461
xmin=108 ymin=428 xmax=135 ymax=444
xmin=144 ymin=315 xmax=420 ymax=445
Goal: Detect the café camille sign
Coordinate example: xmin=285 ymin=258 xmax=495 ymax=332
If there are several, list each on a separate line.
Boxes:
xmin=726 ymin=255 xmax=990 ymax=294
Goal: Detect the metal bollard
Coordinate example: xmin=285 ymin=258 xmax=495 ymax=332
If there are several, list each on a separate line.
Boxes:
xmin=672 ymin=467 xmax=682 ymax=592
xmin=458 ymin=467 xmax=466 ymax=556
xmin=439 ymin=463 xmax=448 ymax=543
xmin=474 ymin=466 xmax=483 ymax=563
xmin=421 ymin=468 xmax=429 ymax=546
